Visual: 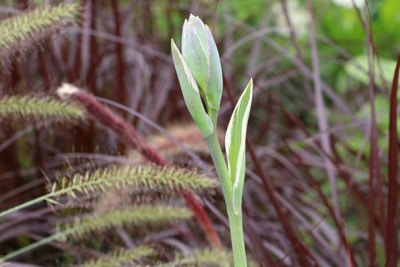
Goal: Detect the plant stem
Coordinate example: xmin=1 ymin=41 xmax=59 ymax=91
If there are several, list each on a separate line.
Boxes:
xmin=205 ymin=130 xmax=247 ymax=267
xmin=1 ymin=231 xmax=65 ymax=261
xmin=0 ymin=194 xmax=50 ymax=218
xmin=226 ymin=206 xmax=246 ymax=267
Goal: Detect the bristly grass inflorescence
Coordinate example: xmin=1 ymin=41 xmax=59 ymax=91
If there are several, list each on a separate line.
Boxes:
xmin=0 ymin=3 xmax=80 ymax=71
xmin=56 ymin=82 xmax=223 ymax=250
xmin=0 ymin=95 xmax=84 ymax=122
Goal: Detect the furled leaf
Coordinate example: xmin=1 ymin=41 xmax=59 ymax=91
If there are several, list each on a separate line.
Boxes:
xmin=225 ymin=79 xmax=253 ymax=215
xmin=171 ymin=39 xmax=214 ymax=137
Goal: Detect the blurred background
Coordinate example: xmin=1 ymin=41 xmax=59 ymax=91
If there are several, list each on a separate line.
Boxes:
xmin=0 ymin=0 xmax=399 ymax=266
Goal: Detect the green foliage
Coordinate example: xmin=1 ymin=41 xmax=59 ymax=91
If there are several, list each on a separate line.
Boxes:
xmin=317 ymin=0 xmax=400 ymax=58
xmin=337 ymin=54 xmax=400 ymax=155
xmin=373 ymin=11 xmax=398 ymax=58
xmin=343 ymin=55 xmax=397 ymax=89
xmin=321 ymin=3 xmax=364 ymax=47
xmin=356 ymin=95 xmax=400 ymax=152
xmin=224 ymin=0 xmax=266 ymax=24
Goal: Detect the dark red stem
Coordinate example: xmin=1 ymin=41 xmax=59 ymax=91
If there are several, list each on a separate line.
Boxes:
xmin=385 ymin=54 xmax=400 ymax=267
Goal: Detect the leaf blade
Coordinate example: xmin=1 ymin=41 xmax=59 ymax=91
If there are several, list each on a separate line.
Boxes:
xmin=171 ymin=39 xmax=214 ymax=137
xmin=225 ymin=79 xmax=253 ymax=215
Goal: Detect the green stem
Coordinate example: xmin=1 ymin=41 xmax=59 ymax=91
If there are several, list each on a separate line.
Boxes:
xmin=0 ymin=194 xmax=52 ymax=218
xmin=226 ymin=206 xmax=246 ymax=267
xmin=1 ymin=231 xmax=66 ymax=261
xmin=205 ymin=129 xmax=247 ymax=267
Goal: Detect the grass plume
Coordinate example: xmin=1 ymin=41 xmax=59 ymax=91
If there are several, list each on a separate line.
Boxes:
xmin=0 ymin=95 xmax=84 ymax=121
xmin=49 ymin=165 xmax=216 ymax=203
xmin=0 ymin=3 xmax=80 ymax=68
xmin=80 ymin=246 xmax=155 ymax=267
xmin=57 ymin=83 xmax=223 ymax=249
xmin=58 ymin=206 xmax=192 ymax=241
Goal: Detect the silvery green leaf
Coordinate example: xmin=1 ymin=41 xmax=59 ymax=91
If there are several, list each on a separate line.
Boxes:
xmin=205 ymin=25 xmax=223 ymax=110
xmin=225 ymin=79 xmax=253 ymax=215
xmin=171 ymin=39 xmax=214 ymax=137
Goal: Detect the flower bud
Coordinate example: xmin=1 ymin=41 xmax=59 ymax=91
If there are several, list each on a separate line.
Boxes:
xmin=181 ymin=14 xmax=223 ymax=111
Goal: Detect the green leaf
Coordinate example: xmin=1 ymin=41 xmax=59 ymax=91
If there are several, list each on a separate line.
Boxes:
xmin=171 ymin=39 xmax=214 ymax=137
xmin=344 ymin=55 xmax=397 ymax=89
xmin=380 ymin=0 xmax=400 ymax=34
xmin=225 ymin=79 xmax=253 ymax=215
xmin=205 ymin=24 xmax=223 ymax=110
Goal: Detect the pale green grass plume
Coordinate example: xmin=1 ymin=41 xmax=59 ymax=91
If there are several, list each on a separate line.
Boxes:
xmin=0 ymin=95 xmax=84 ymax=121
xmin=58 ymin=206 xmax=192 ymax=241
xmin=49 ymin=165 xmax=217 ymax=203
xmin=0 ymin=3 xmax=80 ymax=68
xmin=80 ymin=246 xmax=155 ymax=267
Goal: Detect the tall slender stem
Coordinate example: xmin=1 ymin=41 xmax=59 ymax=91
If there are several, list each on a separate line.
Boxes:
xmin=0 ymin=194 xmax=50 ymax=218
xmin=205 ymin=131 xmax=247 ymax=267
